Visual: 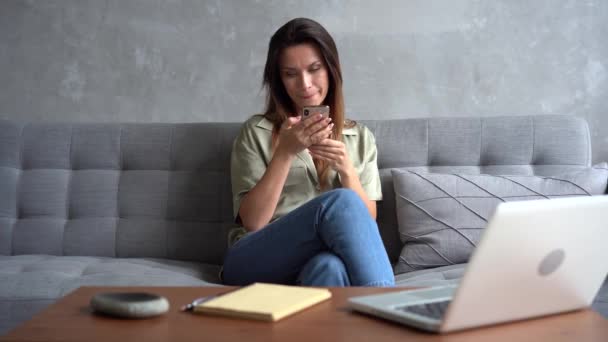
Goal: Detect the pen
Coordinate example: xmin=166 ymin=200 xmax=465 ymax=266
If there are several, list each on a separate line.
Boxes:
xmin=181 ymin=288 xmax=240 ymax=312
xmin=181 ymin=296 xmax=216 ymax=312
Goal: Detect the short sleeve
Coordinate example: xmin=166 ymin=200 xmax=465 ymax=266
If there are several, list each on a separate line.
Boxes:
xmin=230 ymin=121 xmax=268 ymax=222
xmin=359 ymin=127 xmax=383 ymax=201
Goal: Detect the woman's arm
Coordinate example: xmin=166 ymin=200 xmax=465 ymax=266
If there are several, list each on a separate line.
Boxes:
xmin=338 ymin=170 xmax=377 ymax=219
xmin=237 ymin=114 xmax=333 ymax=231
xmin=237 ymin=149 xmax=294 ymax=231
xmin=308 ymin=129 xmax=380 ymax=219
xmin=308 ymin=139 xmax=377 ymax=219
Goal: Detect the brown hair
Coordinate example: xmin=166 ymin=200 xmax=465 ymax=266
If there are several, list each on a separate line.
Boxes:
xmin=262 ymin=17 xmax=346 ymax=189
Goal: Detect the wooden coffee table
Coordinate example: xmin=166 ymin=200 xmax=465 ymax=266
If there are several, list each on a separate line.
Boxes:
xmin=2 ymin=286 xmax=607 ymax=342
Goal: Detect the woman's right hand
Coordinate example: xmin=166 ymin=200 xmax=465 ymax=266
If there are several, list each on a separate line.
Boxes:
xmin=276 ymin=114 xmax=333 ymax=157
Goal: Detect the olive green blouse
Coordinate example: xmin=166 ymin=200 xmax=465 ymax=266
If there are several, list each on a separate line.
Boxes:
xmin=228 ymin=114 xmax=382 ymax=246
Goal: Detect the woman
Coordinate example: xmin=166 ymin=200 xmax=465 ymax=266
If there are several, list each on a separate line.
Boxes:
xmin=222 ymin=18 xmax=394 ymax=287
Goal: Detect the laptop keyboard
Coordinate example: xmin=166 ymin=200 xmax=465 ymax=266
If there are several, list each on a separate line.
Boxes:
xmin=395 ymin=300 xmax=451 ymax=320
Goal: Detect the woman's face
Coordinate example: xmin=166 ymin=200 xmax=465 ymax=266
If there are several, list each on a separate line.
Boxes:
xmin=279 ymin=43 xmax=329 ymax=115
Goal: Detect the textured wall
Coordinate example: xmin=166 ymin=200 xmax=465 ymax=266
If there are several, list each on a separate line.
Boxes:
xmin=1 ymin=0 xmax=607 ymax=162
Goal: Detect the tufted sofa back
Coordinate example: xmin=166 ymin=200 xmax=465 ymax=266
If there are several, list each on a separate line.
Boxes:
xmin=0 ymin=122 xmax=240 ymax=264
xmin=0 ymin=116 xmax=592 ymax=264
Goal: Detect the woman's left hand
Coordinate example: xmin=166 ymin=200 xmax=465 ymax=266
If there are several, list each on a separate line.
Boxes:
xmin=308 ymin=138 xmax=355 ymax=176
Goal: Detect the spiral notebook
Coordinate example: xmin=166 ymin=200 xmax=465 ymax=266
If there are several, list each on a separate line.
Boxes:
xmin=193 ymin=283 xmax=332 ymax=322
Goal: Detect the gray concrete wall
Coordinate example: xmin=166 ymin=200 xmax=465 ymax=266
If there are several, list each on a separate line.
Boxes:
xmin=1 ymin=0 xmax=607 ymax=162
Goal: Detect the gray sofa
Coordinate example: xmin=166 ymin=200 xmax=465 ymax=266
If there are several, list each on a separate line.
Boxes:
xmin=1 ymin=115 xmax=607 ymax=335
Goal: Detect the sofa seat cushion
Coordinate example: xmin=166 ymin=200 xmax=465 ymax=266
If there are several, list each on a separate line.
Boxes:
xmin=0 ymin=255 xmax=222 ymax=300
xmin=395 ymin=263 xmax=466 ymax=287
xmin=0 ymin=255 xmax=222 ymax=334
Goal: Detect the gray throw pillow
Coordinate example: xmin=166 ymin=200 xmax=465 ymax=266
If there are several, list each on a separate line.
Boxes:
xmin=392 ymin=167 xmax=608 ymax=274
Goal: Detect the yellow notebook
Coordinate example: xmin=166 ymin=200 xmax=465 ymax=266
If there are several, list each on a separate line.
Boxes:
xmin=192 ymin=283 xmax=332 ymax=322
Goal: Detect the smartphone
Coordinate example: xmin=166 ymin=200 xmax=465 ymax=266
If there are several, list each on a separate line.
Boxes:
xmin=302 ymin=105 xmax=330 ymax=120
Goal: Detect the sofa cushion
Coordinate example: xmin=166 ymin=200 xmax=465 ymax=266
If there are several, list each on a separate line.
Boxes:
xmin=0 ymin=255 xmax=222 ymax=334
xmin=392 ymin=166 xmax=608 ymax=274
xmin=395 ymin=263 xmax=466 ymax=287
xmin=594 ymin=277 xmax=608 ymax=316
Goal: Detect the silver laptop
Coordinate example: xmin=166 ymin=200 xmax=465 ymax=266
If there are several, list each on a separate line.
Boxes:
xmin=348 ymin=195 xmax=608 ymax=333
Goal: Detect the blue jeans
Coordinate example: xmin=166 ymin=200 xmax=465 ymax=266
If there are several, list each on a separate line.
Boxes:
xmin=222 ymin=189 xmax=395 ymax=287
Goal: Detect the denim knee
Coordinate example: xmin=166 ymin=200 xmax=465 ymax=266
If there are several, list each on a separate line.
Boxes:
xmin=318 ymin=188 xmax=376 ymax=236
xmin=325 ymin=188 xmax=366 ymax=210
xmin=297 ymin=252 xmax=350 ymax=287
xmin=314 ymin=253 xmax=347 ymax=273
